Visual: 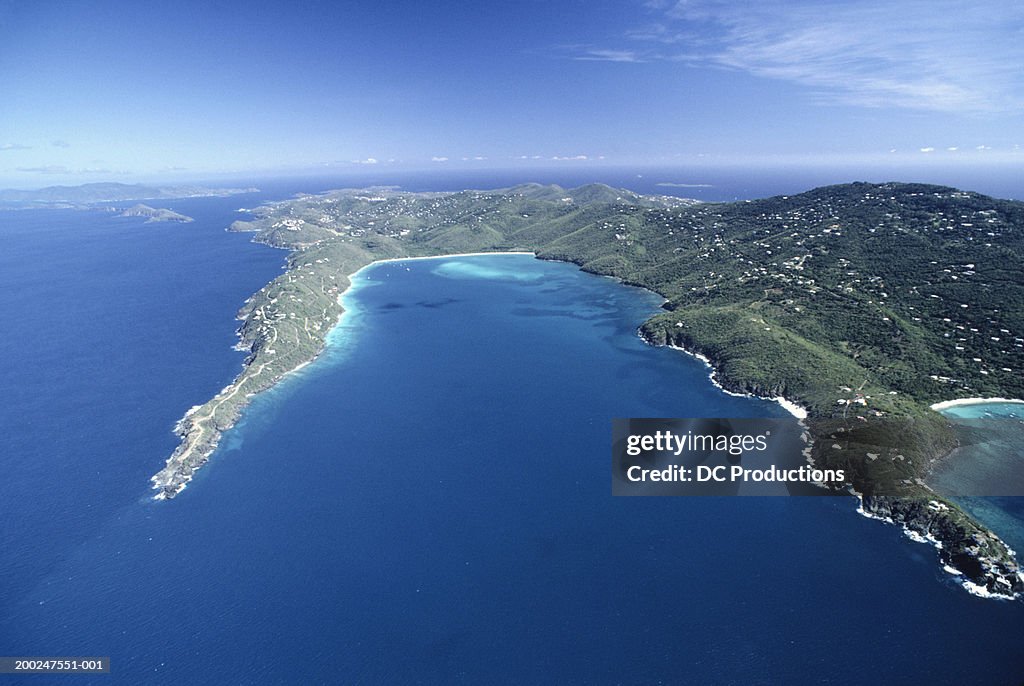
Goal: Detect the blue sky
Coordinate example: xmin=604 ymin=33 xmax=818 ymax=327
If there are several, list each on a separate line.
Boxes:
xmin=0 ymin=0 xmax=1021 ymax=186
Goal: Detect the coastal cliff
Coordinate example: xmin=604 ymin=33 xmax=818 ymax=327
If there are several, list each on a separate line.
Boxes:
xmin=861 ymin=495 xmax=1024 ymax=597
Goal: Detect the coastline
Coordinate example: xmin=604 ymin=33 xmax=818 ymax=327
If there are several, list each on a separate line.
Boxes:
xmin=651 ymin=331 xmax=1022 ymax=598
xmin=365 ymin=251 xmax=536 ymax=264
xmin=152 ymin=348 xmax=326 ymax=500
xmin=659 ymin=340 xmax=809 ymax=420
xmin=854 ymin=494 xmax=1020 ymax=601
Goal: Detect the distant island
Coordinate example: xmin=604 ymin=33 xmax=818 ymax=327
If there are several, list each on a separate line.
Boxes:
xmin=0 ymin=181 xmax=258 ymax=208
xmin=151 ymin=181 xmax=1024 ymax=599
xmin=119 ymin=204 xmax=193 ymax=223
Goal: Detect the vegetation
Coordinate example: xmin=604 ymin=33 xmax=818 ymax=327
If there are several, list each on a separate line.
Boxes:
xmin=119 ymin=204 xmax=193 ymax=223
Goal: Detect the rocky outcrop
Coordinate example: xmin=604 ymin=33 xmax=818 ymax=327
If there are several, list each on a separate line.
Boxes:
xmin=861 ymin=495 xmax=1022 ymax=598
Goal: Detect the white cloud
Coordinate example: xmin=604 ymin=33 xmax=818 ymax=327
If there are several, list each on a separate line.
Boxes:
xmin=352 ymin=157 xmax=378 ymax=165
xmin=573 ymin=49 xmax=644 ymax=63
xmin=430 ymin=156 xmax=448 ymax=162
xmin=15 ymin=165 xmax=128 ymax=175
xmin=617 ymin=0 xmax=1024 ymax=113
xmin=656 ymin=182 xmax=713 ymax=188
xmin=920 ymin=147 xmax=935 ymax=153
xmin=16 ymin=165 xmax=69 ymax=173
xmin=1 ymin=143 xmax=31 ymax=151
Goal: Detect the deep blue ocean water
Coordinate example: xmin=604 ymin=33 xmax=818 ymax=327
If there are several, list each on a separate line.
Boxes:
xmin=2 ymin=174 xmax=1023 ymax=684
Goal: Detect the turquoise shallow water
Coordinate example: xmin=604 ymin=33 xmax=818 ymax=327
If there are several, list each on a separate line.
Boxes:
xmin=2 ymin=209 xmax=1024 ymax=683
xmin=940 ymin=402 xmax=1024 ymax=420
xmin=933 ymin=402 xmax=1024 ymax=555
xmin=931 ymin=402 xmax=1024 ymax=496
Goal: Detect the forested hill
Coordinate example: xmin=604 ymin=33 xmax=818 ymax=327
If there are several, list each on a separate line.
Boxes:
xmin=586 ymin=181 xmax=1024 ymax=415
xmin=233 ymin=180 xmax=1024 ymax=419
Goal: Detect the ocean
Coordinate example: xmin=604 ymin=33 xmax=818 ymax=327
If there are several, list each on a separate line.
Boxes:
xmin=1 ymin=173 xmax=1023 ymax=684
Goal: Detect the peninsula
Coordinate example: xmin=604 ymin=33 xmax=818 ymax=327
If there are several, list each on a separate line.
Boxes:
xmin=152 ymin=182 xmax=1024 ymax=598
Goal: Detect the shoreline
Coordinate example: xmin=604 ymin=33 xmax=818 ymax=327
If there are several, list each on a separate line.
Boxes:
xmin=660 ymin=340 xmax=809 ymax=420
xmin=930 ymin=397 xmax=1024 ymax=411
xmin=370 ymin=251 xmax=536 ymax=264
xmin=152 ymin=349 xmax=325 ymax=500
xmin=854 ymin=494 xmax=1020 ymax=601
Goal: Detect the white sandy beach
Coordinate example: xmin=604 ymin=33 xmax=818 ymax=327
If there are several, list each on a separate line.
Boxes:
xmin=370 ymin=251 xmax=536 ymax=266
xmin=930 ymin=397 xmax=1024 ymax=411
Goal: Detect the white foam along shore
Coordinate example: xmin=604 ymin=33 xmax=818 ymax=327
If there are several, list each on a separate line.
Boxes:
xmin=854 ymin=494 xmax=1021 ymax=601
xmin=661 ymin=341 xmax=809 ymax=420
xmin=929 ymin=397 xmax=1024 ymax=411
